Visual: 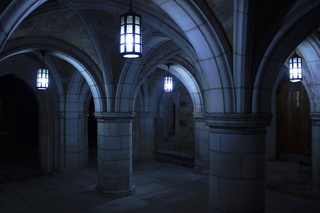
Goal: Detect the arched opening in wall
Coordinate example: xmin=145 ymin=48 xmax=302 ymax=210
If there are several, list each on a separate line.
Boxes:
xmin=88 ymin=97 xmax=97 ymax=167
xmin=0 ymin=74 xmax=39 ymax=174
xmin=276 ymin=74 xmax=311 ymax=163
xmin=154 ymin=78 xmax=195 ymax=168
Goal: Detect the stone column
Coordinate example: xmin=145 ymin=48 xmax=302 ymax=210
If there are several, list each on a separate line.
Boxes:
xmin=310 ymin=113 xmax=320 ymax=195
xmin=95 ymin=112 xmax=135 ymax=198
xmin=205 ymin=113 xmax=272 ymax=213
xmin=193 ymin=112 xmax=209 ymax=175
xmin=139 ymin=112 xmax=156 ymax=161
xmin=62 ymin=110 xmax=86 ymax=172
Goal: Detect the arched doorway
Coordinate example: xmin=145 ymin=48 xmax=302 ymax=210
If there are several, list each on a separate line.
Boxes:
xmin=276 ymin=74 xmax=311 ymax=163
xmin=0 ymin=74 xmax=39 ymax=174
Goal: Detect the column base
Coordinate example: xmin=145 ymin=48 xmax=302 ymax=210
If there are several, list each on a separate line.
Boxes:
xmin=192 ymin=167 xmax=209 ymax=176
xmin=56 ymin=164 xmax=86 ymax=173
xmin=95 ymin=184 xmax=135 ymax=198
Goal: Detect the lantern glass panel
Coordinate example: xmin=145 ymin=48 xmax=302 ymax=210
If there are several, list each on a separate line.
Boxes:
xmin=121 ymin=35 xmax=124 ymax=44
xmin=135 ymin=35 xmax=140 ymax=43
xmin=127 ymin=44 xmax=133 ymax=52
xmin=135 ymin=16 xmax=140 ymax=24
xmin=135 ymin=25 xmax=140 ymax=34
xmin=135 ymin=44 xmax=140 ymax=52
xmin=127 ymin=16 xmax=133 ymax=23
xmin=127 ymin=25 xmax=132 ymax=33
xmin=126 ymin=34 xmax=133 ymax=44
xmin=120 ymin=44 xmax=124 ymax=53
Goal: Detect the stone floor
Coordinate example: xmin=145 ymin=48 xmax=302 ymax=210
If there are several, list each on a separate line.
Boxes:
xmin=0 ymin=160 xmax=320 ymax=213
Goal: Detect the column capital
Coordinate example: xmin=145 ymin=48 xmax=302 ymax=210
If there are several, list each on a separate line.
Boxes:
xmin=56 ymin=111 xmax=65 ymax=119
xmin=95 ymin=112 xmax=136 ymax=123
xmin=139 ymin=111 xmax=157 ymax=118
xmin=205 ymin=113 xmax=273 ymax=133
xmin=310 ymin=113 xmax=320 ymax=126
xmin=193 ymin=112 xmax=205 ymax=121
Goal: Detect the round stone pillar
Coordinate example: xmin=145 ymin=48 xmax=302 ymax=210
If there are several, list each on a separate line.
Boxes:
xmin=95 ymin=112 xmax=135 ymax=198
xmin=310 ymin=113 xmax=320 ymax=195
xmin=205 ymin=113 xmax=272 ymax=213
xmin=193 ymin=112 xmax=209 ymax=175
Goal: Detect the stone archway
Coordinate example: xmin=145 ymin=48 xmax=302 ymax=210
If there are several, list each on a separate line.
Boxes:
xmin=0 ymin=74 xmax=39 ymax=174
xmin=0 ymin=58 xmax=57 ymax=172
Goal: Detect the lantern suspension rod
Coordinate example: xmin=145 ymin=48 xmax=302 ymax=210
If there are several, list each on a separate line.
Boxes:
xmin=130 ymin=0 xmax=132 ymax=9
xmin=40 ymin=50 xmax=47 ymax=65
xmin=166 ymin=63 xmax=171 ymax=72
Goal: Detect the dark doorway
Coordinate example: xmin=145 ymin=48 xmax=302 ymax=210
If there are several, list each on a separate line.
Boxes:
xmin=276 ymin=75 xmax=311 ymax=163
xmin=0 ymin=74 xmax=39 ymax=174
xmin=88 ymin=97 xmax=97 ymax=166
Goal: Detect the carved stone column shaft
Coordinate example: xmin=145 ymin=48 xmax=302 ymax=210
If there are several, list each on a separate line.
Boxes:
xmin=206 ymin=113 xmax=272 ymax=213
xmin=95 ymin=112 xmax=135 ymax=198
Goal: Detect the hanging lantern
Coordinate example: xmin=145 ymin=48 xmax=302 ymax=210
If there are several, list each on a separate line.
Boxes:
xmin=120 ymin=0 xmax=142 ymax=58
xmin=164 ymin=63 xmax=173 ymax=92
xmin=37 ymin=50 xmax=49 ymax=90
xmin=289 ymin=51 xmax=302 ymax=82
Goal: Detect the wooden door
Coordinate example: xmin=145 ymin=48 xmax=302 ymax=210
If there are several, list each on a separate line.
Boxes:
xmin=276 ymin=79 xmax=311 ymax=162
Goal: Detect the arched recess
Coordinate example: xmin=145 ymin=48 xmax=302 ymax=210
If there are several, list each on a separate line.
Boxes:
xmin=253 ymin=0 xmax=320 ymax=113
xmin=0 ymin=54 xmax=61 ymax=172
xmin=0 ymin=37 xmax=106 ymax=113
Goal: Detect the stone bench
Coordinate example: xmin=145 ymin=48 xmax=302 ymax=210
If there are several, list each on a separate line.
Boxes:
xmin=153 ymin=149 xmax=195 ymax=168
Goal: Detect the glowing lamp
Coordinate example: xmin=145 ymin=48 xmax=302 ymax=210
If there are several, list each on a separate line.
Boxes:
xmin=289 ymin=51 xmax=302 ymax=82
xmin=37 ymin=50 xmax=49 ymax=90
xmin=164 ymin=63 xmax=173 ymax=92
xmin=120 ymin=0 xmax=142 ymax=58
